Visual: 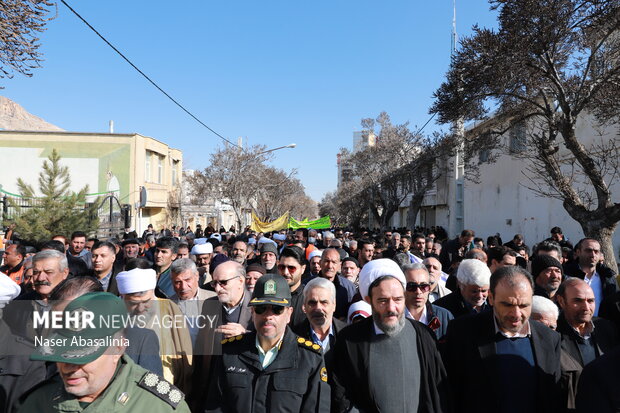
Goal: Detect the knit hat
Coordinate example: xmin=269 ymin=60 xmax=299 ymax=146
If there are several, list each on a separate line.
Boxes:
xmin=531 ymin=255 xmax=563 ymax=278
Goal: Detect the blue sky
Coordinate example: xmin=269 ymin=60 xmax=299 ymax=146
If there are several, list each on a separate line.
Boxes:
xmin=3 ymin=1 xmax=498 ymax=202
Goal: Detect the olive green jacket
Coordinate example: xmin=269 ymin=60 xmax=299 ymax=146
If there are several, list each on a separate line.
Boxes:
xmin=19 ymin=355 xmax=190 ymax=412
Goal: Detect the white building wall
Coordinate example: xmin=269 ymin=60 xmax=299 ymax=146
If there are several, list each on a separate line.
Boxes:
xmin=464 ymin=114 xmax=620 ymax=256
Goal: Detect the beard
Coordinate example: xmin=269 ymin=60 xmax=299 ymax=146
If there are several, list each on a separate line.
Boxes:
xmin=372 ymin=310 xmax=405 ymax=337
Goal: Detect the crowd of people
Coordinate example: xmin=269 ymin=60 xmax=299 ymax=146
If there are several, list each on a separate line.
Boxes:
xmin=1 ymin=223 xmax=619 ymax=412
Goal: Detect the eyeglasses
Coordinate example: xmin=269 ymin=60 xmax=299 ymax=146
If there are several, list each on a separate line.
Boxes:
xmin=254 ymin=305 xmax=285 ymax=315
xmin=210 ymin=275 xmax=240 ymax=288
xmin=277 ymin=264 xmax=298 ymax=273
xmin=406 ymin=282 xmax=431 ymax=292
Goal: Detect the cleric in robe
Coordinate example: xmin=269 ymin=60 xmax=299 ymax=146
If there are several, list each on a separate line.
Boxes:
xmin=330 ymin=259 xmax=450 ymax=413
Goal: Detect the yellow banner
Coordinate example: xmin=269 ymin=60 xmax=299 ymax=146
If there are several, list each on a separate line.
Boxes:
xmin=250 ymin=211 xmax=290 ymax=232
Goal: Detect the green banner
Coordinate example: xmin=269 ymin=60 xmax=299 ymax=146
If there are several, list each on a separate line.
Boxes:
xmin=289 ymin=216 xmax=331 ymax=230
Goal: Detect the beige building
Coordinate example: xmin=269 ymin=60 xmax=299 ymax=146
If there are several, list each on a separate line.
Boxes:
xmin=0 ymin=130 xmax=182 ymax=237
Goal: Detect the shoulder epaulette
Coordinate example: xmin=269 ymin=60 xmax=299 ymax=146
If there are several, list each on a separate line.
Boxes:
xmin=221 ymin=334 xmax=246 ymax=345
xmin=296 ymin=336 xmax=322 ymax=354
xmin=138 ymin=372 xmax=184 ymax=409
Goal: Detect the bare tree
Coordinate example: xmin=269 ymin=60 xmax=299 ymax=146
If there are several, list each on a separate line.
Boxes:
xmin=253 ymin=165 xmax=317 ymax=221
xmin=0 ymin=0 xmax=55 ymax=83
xmin=431 ymin=0 xmax=620 ymax=269
xmin=186 ymin=143 xmax=316 ymax=230
xmin=336 ymin=112 xmax=451 ymax=230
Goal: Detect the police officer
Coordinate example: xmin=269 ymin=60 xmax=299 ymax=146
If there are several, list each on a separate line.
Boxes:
xmin=19 ymin=292 xmax=191 ymax=412
xmin=204 ymin=273 xmax=331 ymax=412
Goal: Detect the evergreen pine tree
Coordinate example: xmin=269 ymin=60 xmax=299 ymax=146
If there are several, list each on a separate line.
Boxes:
xmin=9 ymin=149 xmax=99 ymax=242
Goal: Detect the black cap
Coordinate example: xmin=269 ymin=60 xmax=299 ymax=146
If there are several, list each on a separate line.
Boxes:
xmin=531 ymin=254 xmax=563 ymax=278
xmin=249 ymin=273 xmax=291 ymax=307
xmin=121 ymin=238 xmax=139 ymax=247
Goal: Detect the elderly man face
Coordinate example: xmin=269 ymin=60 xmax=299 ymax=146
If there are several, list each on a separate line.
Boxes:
xmin=261 ymin=251 xmax=277 ymax=271
xmin=404 ymin=268 xmax=431 ymax=311
xmin=368 ymin=277 xmax=406 ymax=336
xmin=431 ymin=243 xmax=442 ymax=256
xmin=303 ymin=286 xmax=336 ymax=328
xmin=459 ymin=283 xmax=489 ymax=309
xmin=341 ymin=260 xmax=360 ymax=283
xmin=171 ymin=268 xmax=199 ymax=300
xmin=231 ymin=241 xmax=247 ymax=264
xmin=424 ymin=257 xmax=442 ymax=285
xmin=123 ymin=243 xmax=139 ymax=259
xmin=531 ymin=311 xmax=557 ymax=330
xmin=212 ymin=261 xmax=245 ymax=307
xmin=488 ymin=275 xmax=533 ymax=335
xmin=558 ymin=281 xmax=595 ymax=327
xmin=33 ymin=257 xmax=69 ymax=298
xmin=536 ymin=266 xmax=562 ymax=295
xmin=245 ymin=270 xmax=263 ymax=293
xmin=320 ymin=249 xmax=341 ymax=281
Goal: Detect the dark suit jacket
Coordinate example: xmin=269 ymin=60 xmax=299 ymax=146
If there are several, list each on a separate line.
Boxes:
xmin=331 ymin=317 xmax=450 ymax=413
xmin=563 ymin=260 xmax=618 ymax=300
xmin=557 ymin=314 xmax=619 ymax=411
xmin=292 ymin=317 xmax=346 ymax=372
xmin=188 ymin=292 xmax=253 ymax=411
xmin=576 ymin=345 xmax=620 ymax=413
xmin=443 ymin=310 xmax=562 ymax=413
xmin=434 ymin=289 xmax=489 ymax=319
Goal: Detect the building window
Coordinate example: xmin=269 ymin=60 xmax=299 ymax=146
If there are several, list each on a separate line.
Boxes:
xmin=479 ymin=148 xmax=490 ymax=163
xmin=509 ymin=121 xmax=527 ymax=153
xmin=172 ymin=161 xmax=179 ymax=186
xmin=157 ymin=155 xmax=164 ymax=184
xmin=145 ymin=151 xmax=152 ymax=182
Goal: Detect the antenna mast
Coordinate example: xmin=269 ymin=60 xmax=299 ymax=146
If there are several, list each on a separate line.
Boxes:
xmin=451 ymin=0 xmax=458 ymax=54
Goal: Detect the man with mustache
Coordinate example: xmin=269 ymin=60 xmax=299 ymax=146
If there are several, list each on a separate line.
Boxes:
xmin=331 ymin=259 xmax=449 ymax=413
xmin=293 ymin=277 xmax=346 ymax=372
xmin=7 ymin=250 xmax=70 ymax=340
xmin=204 ymin=274 xmax=330 ymax=412
xmin=556 ymin=278 xmax=619 ymax=410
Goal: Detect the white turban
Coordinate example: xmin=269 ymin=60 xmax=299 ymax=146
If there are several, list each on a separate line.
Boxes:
xmin=210 ymin=233 xmax=222 ymax=242
xmin=308 ymin=249 xmax=323 ymax=260
xmin=194 ymin=238 xmax=208 ymax=245
xmin=358 ymin=258 xmax=406 ymax=299
xmin=257 ymin=237 xmax=277 ymax=246
xmin=273 ymin=234 xmax=286 ymax=241
xmin=347 ymin=300 xmax=372 ymax=324
xmin=248 ymin=238 xmax=257 ymax=245
xmin=116 ymin=268 xmax=157 ymax=294
xmin=191 ymin=243 xmax=213 ymax=255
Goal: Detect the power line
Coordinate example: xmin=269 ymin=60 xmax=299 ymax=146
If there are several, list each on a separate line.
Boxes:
xmin=414 ymin=112 xmax=436 ymax=136
xmin=59 ymin=0 xmax=241 ymax=149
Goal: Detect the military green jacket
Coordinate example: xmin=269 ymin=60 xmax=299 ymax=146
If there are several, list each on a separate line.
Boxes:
xmin=19 ymin=355 xmax=191 ymax=413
